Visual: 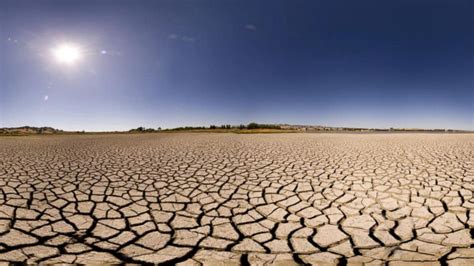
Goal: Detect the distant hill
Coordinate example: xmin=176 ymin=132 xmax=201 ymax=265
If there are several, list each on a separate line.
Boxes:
xmin=0 ymin=126 xmax=63 ymax=135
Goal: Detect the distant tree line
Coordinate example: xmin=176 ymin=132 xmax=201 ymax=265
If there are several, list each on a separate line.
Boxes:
xmin=209 ymin=123 xmax=281 ymax=130
xmin=167 ymin=126 xmax=206 ymax=131
xmin=246 ymin=123 xmax=281 ymax=129
xmin=129 ymin=127 xmax=162 ymax=133
xmin=129 ymin=123 xmax=282 ymax=132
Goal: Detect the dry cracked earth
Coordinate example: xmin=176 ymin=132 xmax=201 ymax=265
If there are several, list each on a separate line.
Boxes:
xmin=0 ymin=133 xmax=473 ymax=265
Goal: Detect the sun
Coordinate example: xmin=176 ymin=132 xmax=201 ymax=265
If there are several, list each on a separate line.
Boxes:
xmin=52 ymin=43 xmax=82 ymax=65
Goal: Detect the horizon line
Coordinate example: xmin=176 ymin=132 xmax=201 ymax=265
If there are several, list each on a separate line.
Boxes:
xmin=1 ymin=123 xmax=473 ymax=133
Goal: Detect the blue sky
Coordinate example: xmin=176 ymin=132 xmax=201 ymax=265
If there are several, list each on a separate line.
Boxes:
xmin=1 ymin=0 xmax=473 ymax=131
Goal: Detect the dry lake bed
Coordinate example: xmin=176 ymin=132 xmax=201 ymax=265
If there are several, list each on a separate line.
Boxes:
xmin=0 ymin=133 xmax=473 ymax=265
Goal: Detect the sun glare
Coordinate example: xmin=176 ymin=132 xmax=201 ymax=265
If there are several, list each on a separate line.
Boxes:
xmin=52 ymin=43 xmax=81 ymax=65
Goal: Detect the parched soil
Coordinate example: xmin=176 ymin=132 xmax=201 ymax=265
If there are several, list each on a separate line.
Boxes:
xmin=0 ymin=133 xmax=473 ymax=264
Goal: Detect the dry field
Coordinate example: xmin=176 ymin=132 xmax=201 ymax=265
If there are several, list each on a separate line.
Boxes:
xmin=0 ymin=133 xmax=473 ymax=265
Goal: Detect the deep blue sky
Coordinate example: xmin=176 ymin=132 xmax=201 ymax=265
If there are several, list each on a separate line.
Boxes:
xmin=1 ymin=0 xmax=473 ymax=131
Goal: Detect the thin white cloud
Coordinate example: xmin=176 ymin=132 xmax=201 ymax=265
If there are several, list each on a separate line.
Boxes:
xmin=168 ymin=33 xmax=196 ymax=43
xmin=245 ymin=24 xmax=257 ymax=31
xmin=181 ymin=36 xmax=195 ymax=42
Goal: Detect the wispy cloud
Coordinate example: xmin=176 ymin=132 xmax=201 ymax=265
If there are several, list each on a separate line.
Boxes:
xmin=181 ymin=36 xmax=195 ymax=42
xmin=244 ymin=24 xmax=257 ymax=31
xmin=168 ymin=34 xmax=196 ymax=43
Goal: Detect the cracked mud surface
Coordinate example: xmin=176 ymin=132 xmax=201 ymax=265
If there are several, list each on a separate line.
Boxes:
xmin=0 ymin=133 xmax=473 ymax=265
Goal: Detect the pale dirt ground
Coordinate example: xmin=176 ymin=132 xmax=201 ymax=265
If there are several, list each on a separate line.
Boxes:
xmin=0 ymin=133 xmax=473 ymax=265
